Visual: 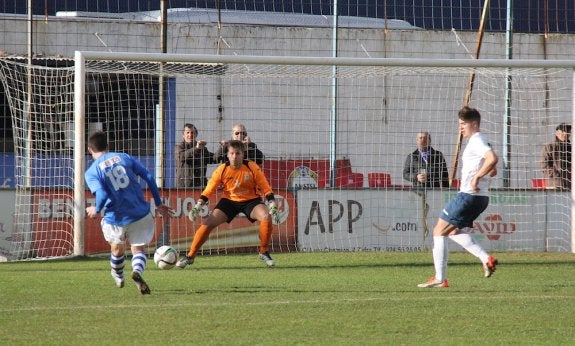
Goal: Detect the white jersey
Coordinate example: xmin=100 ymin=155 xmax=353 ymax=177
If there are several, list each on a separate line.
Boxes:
xmin=460 ymin=132 xmax=493 ymax=196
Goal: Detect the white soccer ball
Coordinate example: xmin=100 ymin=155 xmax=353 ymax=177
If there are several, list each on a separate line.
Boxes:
xmin=153 ymin=245 xmax=178 ymax=270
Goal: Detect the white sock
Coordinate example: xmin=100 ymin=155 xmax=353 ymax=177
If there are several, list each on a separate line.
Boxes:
xmin=449 ymin=232 xmax=489 ymax=264
xmin=432 ymin=236 xmax=448 ymax=282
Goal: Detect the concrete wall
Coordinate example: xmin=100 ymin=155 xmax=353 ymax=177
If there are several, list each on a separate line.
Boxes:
xmin=1 ymin=16 xmax=573 ymax=188
xmin=1 ymin=15 xmax=573 ymax=59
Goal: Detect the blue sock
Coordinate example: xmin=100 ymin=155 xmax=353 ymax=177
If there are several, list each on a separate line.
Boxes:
xmin=131 ymin=251 xmax=147 ymax=275
xmin=110 ymin=254 xmax=125 ymax=279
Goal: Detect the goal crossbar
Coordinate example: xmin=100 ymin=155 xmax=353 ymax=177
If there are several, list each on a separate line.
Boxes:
xmin=76 ymin=51 xmax=575 ymax=69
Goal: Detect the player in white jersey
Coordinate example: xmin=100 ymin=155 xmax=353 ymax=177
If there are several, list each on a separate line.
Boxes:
xmin=418 ymin=107 xmax=499 ymax=288
xmin=85 ymin=131 xmax=172 ymax=294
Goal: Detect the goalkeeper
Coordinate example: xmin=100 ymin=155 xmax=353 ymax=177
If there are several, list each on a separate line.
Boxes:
xmin=176 ymin=139 xmax=280 ymax=268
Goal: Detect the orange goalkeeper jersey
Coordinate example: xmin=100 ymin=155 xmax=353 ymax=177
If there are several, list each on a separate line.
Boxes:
xmin=201 ymin=160 xmax=274 ymax=202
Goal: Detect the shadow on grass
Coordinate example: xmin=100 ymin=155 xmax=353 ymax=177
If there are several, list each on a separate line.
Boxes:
xmin=168 ymin=259 xmax=575 ymax=271
xmin=2 ymin=253 xmax=574 ymax=273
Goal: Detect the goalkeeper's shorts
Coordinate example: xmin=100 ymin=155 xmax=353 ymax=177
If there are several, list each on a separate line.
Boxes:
xmin=215 ymin=197 xmax=263 ymax=223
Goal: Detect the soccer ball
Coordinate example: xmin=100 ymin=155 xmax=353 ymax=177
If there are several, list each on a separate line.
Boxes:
xmin=153 ymin=245 xmax=178 ymax=270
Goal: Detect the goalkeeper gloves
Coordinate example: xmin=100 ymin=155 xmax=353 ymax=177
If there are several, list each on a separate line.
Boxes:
xmin=268 ymin=201 xmax=280 ymax=224
xmin=188 ymin=201 xmax=203 ymax=221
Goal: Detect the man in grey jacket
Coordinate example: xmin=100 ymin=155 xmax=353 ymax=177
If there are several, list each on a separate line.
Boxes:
xmin=175 ymin=123 xmax=214 ymax=188
xmin=403 ymin=131 xmax=449 ymax=188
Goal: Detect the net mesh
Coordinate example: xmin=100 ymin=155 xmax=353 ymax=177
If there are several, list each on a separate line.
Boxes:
xmin=0 ymin=56 xmax=572 ymax=260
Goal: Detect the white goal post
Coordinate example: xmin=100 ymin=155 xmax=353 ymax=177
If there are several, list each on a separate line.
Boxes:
xmin=1 ymin=52 xmax=575 ymax=260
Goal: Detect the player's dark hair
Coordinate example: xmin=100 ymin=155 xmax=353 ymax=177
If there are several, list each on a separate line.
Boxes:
xmin=458 ymin=106 xmax=481 ymax=125
xmin=228 ymin=139 xmax=245 ymax=152
xmin=88 ymin=131 xmax=108 ymax=152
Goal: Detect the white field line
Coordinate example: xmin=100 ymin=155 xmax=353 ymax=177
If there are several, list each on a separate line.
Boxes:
xmin=2 ymin=294 xmax=575 ymax=313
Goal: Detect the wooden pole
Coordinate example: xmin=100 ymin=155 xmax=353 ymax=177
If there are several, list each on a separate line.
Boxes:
xmin=450 ymin=0 xmax=490 ymax=186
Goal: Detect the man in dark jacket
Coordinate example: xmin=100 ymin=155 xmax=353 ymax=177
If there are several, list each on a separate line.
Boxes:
xmin=214 ymin=123 xmax=265 ymax=165
xmin=403 ymin=131 xmax=449 ymax=188
xmin=541 ymin=123 xmax=571 ymax=189
xmin=175 ymin=123 xmax=213 ymax=188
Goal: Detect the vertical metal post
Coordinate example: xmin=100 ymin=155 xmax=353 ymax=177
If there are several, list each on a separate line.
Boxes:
xmin=25 ymin=0 xmax=33 ymax=187
xmin=502 ymin=0 xmax=513 ymax=188
xmin=329 ymin=1 xmax=339 ymax=187
xmin=156 ymin=0 xmax=168 ymax=188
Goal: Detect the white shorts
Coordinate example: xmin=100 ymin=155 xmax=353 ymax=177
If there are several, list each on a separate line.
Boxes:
xmin=101 ymin=213 xmax=155 ymax=246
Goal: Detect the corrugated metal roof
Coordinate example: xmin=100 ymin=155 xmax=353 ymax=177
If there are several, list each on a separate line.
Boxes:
xmin=56 ymin=8 xmax=420 ymax=30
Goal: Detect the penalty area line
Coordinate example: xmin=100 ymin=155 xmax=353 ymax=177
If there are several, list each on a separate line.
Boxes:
xmin=2 ymin=294 xmax=575 ymax=313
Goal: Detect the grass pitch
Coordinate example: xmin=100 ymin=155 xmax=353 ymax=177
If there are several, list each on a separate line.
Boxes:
xmin=1 ymin=251 xmax=575 ymax=345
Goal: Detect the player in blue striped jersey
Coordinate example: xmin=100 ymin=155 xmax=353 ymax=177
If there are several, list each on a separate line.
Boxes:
xmin=85 ymin=131 xmax=172 ymax=295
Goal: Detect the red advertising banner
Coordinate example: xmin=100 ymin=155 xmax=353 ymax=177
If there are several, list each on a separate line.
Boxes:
xmin=32 ymin=189 xmax=296 ymax=256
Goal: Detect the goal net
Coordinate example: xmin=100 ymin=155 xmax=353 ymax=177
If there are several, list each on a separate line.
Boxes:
xmin=1 ymin=53 xmax=573 ymax=260
xmin=0 ymin=59 xmax=75 ymax=260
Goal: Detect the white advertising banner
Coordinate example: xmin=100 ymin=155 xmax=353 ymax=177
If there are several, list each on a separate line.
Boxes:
xmin=0 ymin=189 xmax=16 ymax=261
xmin=297 ymin=189 xmax=570 ymax=252
xmin=0 ymin=188 xmax=570 ymax=259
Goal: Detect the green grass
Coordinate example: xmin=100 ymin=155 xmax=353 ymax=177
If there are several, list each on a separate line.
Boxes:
xmin=1 ymin=252 xmax=575 ymax=345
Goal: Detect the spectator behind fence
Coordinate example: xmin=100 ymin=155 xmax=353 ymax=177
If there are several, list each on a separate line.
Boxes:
xmin=175 ymin=123 xmax=214 ymax=188
xmin=403 ymin=131 xmax=449 ymax=188
xmin=214 ymin=123 xmax=265 ymax=165
xmin=541 ymin=123 xmax=571 ymax=190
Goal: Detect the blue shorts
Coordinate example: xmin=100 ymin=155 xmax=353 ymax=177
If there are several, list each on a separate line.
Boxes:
xmin=439 ymin=192 xmax=489 ymax=229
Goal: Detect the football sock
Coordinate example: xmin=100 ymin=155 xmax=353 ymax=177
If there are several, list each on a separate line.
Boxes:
xmin=131 ymin=251 xmax=147 ymax=274
xmin=449 ymin=232 xmax=489 ymax=263
xmin=432 ymin=236 xmax=448 ymax=282
xmin=259 ymin=220 xmax=273 ymax=254
xmin=110 ymin=254 xmax=125 ymax=278
xmin=188 ymin=225 xmax=210 ymax=258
